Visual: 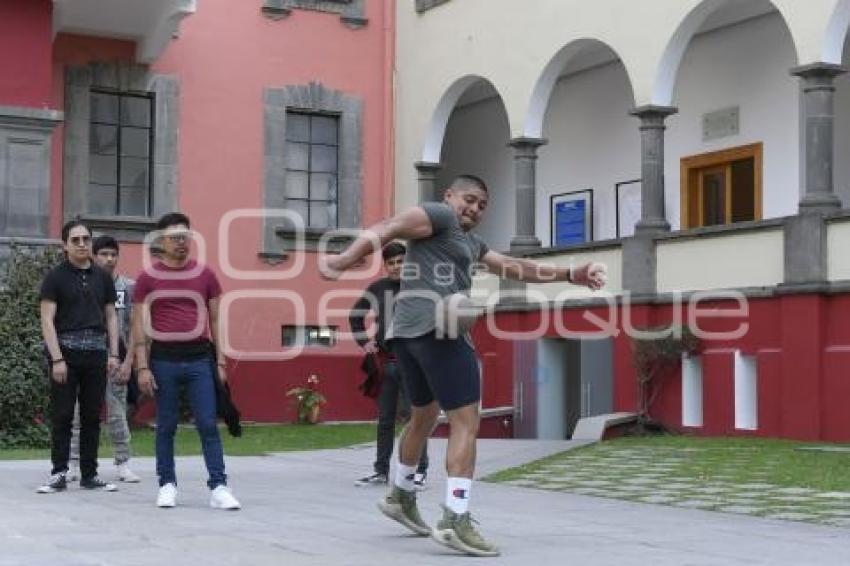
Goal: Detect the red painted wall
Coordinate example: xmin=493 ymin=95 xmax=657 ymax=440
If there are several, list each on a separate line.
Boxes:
xmin=0 ymin=0 xmax=52 ymax=107
xmin=472 ymin=294 xmax=850 ymax=442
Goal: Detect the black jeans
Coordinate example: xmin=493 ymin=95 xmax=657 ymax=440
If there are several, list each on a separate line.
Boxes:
xmin=375 ymin=359 xmax=428 ymax=475
xmin=49 ymin=349 xmax=107 ymax=479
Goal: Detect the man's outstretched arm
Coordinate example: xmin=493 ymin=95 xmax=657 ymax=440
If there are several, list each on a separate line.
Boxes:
xmin=322 ymin=206 xmax=433 ymax=277
xmin=480 ymin=250 xmax=607 ymax=290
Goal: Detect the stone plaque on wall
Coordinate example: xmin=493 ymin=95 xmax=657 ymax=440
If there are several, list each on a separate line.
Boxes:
xmin=702 ymin=106 xmax=739 ymax=141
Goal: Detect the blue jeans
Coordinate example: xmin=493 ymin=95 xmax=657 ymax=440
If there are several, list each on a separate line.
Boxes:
xmin=151 ymin=357 xmax=226 ymax=489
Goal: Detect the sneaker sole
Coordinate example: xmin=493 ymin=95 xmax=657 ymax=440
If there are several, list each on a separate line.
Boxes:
xmin=36 ymin=486 xmax=66 ymax=494
xmin=210 ymin=502 xmax=241 ymax=510
xmin=431 ymin=527 xmax=500 ymax=557
xmin=376 ymin=501 xmax=430 ymax=536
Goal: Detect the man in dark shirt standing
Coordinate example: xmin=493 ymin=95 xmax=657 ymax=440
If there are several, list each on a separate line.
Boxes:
xmin=349 ymin=242 xmax=428 ymax=488
xmin=37 ymin=220 xmax=120 ymax=493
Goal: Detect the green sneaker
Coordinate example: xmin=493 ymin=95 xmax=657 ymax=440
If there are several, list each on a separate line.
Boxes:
xmin=377 ymin=486 xmax=430 ymax=536
xmin=431 ymin=506 xmax=500 ymax=557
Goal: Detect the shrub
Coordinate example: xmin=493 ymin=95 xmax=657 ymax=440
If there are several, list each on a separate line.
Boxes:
xmin=0 ymin=244 xmax=63 ymax=448
xmin=632 ymin=324 xmax=701 ymax=431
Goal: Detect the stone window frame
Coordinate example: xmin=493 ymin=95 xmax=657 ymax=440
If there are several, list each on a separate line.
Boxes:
xmin=261 ymin=0 xmax=367 ymax=28
xmin=263 ymin=82 xmax=362 ymax=258
xmin=63 ymin=62 xmax=179 ymax=242
xmin=0 ymin=106 xmax=63 ymax=238
xmin=415 ymin=0 xmax=452 ymax=13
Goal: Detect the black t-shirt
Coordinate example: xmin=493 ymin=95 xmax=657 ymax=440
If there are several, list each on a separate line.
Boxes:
xmin=348 ymin=277 xmax=401 ymax=352
xmin=40 ymin=261 xmax=118 ymax=333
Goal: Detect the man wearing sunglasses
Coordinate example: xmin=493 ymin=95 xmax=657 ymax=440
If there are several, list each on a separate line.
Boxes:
xmin=132 ymin=212 xmax=240 ymax=510
xmin=67 ymin=235 xmax=141 ymax=484
xmin=37 ymin=220 xmax=121 ymax=493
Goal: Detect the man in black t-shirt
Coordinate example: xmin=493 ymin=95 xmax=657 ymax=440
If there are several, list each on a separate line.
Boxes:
xmin=36 ymin=220 xmax=120 ymax=494
xmin=349 ymin=242 xmax=429 ymax=488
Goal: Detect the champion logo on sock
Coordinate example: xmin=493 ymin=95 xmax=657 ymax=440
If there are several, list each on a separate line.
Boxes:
xmin=405 ymin=474 xmax=415 ymax=481
xmin=452 ymin=488 xmax=468 ymax=499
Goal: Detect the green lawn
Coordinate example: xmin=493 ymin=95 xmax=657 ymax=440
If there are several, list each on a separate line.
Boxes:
xmin=0 ymin=423 xmax=378 ymax=461
xmin=485 ymin=436 xmax=850 ymax=526
xmin=486 ymin=435 xmax=850 ymax=492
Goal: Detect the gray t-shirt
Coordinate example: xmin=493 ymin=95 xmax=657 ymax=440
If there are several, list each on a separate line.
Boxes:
xmin=389 ymin=202 xmax=489 ymax=339
xmin=114 ymin=275 xmax=135 ymax=347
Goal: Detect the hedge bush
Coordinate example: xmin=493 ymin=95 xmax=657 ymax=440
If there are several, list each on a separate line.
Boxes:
xmin=0 ymin=244 xmax=63 ymax=448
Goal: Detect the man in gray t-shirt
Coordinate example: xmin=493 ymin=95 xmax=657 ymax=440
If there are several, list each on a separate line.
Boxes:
xmin=323 ymin=174 xmax=606 ymax=557
xmin=389 ymin=201 xmax=488 ymax=341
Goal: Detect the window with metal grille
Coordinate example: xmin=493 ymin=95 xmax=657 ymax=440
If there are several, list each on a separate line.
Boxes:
xmin=282 ymin=325 xmax=338 ymax=347
xmin=88 ymin=90 xmax=154 ymax=216
xmin=284 ymin=111 xmax=339 ymax=230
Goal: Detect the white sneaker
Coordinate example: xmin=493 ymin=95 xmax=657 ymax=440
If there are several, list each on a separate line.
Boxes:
xmin=67 ymin=464 xmax=80 ymax=482
xmin=413 ymin=472 xmax=427 ymax=490
xmin=209 ymin=485 xmax=241 ymax=510
xmin=116 ymin=463 xmax=141 ymax=483
xmin=156 ymin=483 xmax=177 ymax=508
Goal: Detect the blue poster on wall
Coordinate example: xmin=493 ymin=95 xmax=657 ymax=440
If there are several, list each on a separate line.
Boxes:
xmin=550 ymin=189 xmax=592 ymax=247
xmin=554 ymin=199 xmax=587 ymax=246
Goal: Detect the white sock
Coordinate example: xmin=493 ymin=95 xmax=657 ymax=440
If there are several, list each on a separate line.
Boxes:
xmin=395 ymin=463 xmax=417 ymax=492
xmin=446 ymin=477 xmax=473 ymax=514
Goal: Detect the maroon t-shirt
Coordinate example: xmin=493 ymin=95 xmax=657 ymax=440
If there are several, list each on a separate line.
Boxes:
xmin=133 ymin=259 xmax=222 ymax=343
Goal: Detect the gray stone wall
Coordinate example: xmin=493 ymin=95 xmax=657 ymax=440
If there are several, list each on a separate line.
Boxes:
xmin=0 ymin=107 xmax=63 ymax=239
xmin=263 ymin=82 xmax=363 ymax=255
xmin=63 ymin=62 xmax=178 ymax=241
xmin=261 ymin=0 xmax=367 ymax=27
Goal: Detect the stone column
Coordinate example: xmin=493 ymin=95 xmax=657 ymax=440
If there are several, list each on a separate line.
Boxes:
xmin=509 ymin=137 xmax=547 ymax=255
xmin=629 ymin=105 xmax=677 ymax=234
xmin=791 ymin=63 xmax=846 ymax=213
xmin=414 ymin=161 xmax=442 ymax=202
xmin=622 ymin=105 xmax=676 ymax=295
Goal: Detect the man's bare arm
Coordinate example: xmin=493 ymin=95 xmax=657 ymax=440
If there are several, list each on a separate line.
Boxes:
xmin=105 ymin=304 xmax=119 ymax=357
xmin=40 ymin=300 xmax=62 ymax=362
xmin=481 ymin=251 xmax=606 ymax=289
xmin=131 ymin=303 xmax=150 ymax=369
xmin=322 ymin=207 xmax=433 ymax=276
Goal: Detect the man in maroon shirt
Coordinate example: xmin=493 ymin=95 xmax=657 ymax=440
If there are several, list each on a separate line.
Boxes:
xmin=132 ymin=212 xmax=240 ymax=510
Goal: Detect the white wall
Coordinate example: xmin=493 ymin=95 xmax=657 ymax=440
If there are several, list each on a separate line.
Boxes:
xmin=665 ymin=13 xmax=800 ymax=229
xmin=656 ymin=229 xmax=784 ymax=292
xmin=436 ymin=14 xmax=800 ymax=245
xmin=396 ymin=0 xmax=842 ymax=212
xmin=438 ymin=98 xmax=514 ymax=251
xmin=833 ymin=34 xmax=850 ymax=208
xmin=827 ymin=218 xmax=850 ymax=281
xmin=538 ymin=61 xmax=639 ymax=243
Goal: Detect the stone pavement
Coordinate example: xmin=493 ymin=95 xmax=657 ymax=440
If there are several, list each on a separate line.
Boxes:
xmin=501 ymin=443 xmax=850 ymax=527
xmin=1 ymin=439 xmax=849 ymax=566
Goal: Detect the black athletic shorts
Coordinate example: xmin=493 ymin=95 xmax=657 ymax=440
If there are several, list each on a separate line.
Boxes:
xmin=391 ymin=332 xmax=480 ymax=411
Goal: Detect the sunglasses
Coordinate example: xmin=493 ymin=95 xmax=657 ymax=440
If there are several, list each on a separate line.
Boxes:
xmin=165 ymin=233 xmax=191 ymax=243
xmin=69 ymin=235 xmax=91 ymax=246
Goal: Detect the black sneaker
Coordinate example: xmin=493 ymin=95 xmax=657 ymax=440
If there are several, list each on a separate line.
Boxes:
xmin=80 ymin=476 xmax=118 ymax=492
xmin=36 ymin=473 xmax=67 ymax=494
xmin=354 ymin=472 xmax=388 ymax=487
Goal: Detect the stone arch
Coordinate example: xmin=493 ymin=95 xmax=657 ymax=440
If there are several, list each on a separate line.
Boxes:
xmin=523 ymin=38 xmax=636 ymax=139
xmin=652 ymin=0 xmax=799 ymax=105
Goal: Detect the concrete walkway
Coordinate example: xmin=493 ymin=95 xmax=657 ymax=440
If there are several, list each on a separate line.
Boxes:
xmin=1 ymin=439 xmax=849 ymax=566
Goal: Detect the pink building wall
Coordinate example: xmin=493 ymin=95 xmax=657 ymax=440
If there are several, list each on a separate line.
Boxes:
xmin=44 ymin=0 xmax=396 ymax=422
